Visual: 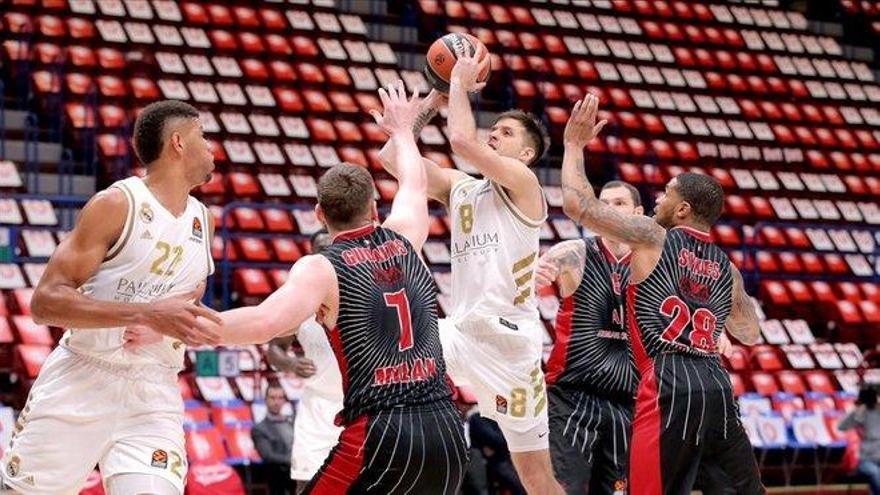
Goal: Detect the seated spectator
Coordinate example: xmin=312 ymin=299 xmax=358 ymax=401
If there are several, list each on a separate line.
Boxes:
xmin=839 ymin=387 xmax=880 ymax=494
xmin=252 ymin=384 xmax=295 ymax=495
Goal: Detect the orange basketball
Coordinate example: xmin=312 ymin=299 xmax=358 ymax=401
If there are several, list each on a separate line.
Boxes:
xmin=424 ymin=32 xmax=491 ymax=93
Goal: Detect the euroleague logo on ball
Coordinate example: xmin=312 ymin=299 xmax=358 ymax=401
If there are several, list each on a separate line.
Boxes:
xmin=434 ymin=53 xmax=446 ymax=65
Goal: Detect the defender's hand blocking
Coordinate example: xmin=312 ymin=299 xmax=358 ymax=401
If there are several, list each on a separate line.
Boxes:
xmin=138 ymin=294 xmax=222 ymax=346
xmin=370 ymin=80 xmax=422 ymax=135
xmin=563 ymin=94 xmax=608 ymax=148
xmin=535 ymin=258 xmax=560 ymax=289
xmin=449 ymin=46 xmax=490 ymax=93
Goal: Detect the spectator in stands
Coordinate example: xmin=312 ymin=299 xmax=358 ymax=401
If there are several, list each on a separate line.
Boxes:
xmin=840 ymin=387 xmax=880 ymax=494
xmin=252 ymin=384 xmax=295 ymax=495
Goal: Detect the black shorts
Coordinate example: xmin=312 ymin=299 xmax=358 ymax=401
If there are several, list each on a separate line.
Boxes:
xmin=548 ymin=386 xmax=632 ymax=495
xmin=303 ymin=400 xmax=468 ymax=495
xmin=629 ymin=354 xmax=765 ymax=495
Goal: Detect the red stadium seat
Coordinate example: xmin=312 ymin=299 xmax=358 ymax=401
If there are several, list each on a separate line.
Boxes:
xmin=753 ymin=345 xmax=784 ymax=371
xmin=234 ymin=269 xmax=271 ymax=297
xmin=751 ymin=372 xmax=779 ymax=396
xmin=777 ymin=371 xmax=806 ymax=395
xmin=804 ymin=370 xmax=836 ymax=394
xmin=222 ymin=426 xmax=261 ymax=464
xmin=185 ymin=426 xmax=226 ymax=464
xmin=232 ymin=208 xmax=264 ymax=231
xmin=261 ymin=209 xmax=294 ymax=233
xmin=15 ymin=344 xmax=51 ymax=379
xmin=271 ymin=238 xmax=302 ymax=263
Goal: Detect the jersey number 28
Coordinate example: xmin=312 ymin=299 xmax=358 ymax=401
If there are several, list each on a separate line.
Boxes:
xmin=659 ymin=296 xmax=717 ymax=352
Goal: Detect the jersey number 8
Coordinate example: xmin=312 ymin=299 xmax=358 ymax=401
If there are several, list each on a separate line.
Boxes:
xmin=458 ymin=204 xmax=474 ymax=234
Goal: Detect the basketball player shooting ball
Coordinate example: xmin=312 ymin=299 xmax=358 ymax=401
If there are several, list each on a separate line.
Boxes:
xmin=560 ymin=94 xmax=765 ymax=494
xmin=210 ymin=82 xmax=468 ymax=494
xmin=1 ymin=100 xmax=222 ymax=495
xmin=378 ymin=32 xmax=563 ymax=494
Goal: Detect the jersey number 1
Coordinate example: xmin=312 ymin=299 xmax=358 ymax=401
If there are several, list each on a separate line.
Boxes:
xmin=659 ymin=296 xmax=717 ymax=352
xmin=384 ymin=289 xmax=414 ymax=351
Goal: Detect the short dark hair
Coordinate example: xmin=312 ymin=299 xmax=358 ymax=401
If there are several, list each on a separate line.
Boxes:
xmin=675 ymin=172 xmax=724 ymax=225
xmin=132 ymin=100 xmax=199 ymax=165
xmin=317 ymin=164 xmax=375 ymax=230
xmin=602 ymin=180 xmax=642 ymax=207
xmin=493 ymin=110 xmax=549 ymax=166
xmin=309 ymin=229 xmax=331 ymax=254
xmin=266 ymin=383 xmax=285 ymax=397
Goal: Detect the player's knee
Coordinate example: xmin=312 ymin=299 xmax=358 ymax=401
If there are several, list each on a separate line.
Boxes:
xmin=105 ymin=473 xmax=180 ymax=495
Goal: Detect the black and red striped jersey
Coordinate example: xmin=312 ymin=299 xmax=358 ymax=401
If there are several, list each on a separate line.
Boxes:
xmin=627 ymin=226 xmax=733 ymax=365
xmin=545 ymin=237 xmax=635 ymax=400
xmin=320 ymin=225 xmax=451 ymax=424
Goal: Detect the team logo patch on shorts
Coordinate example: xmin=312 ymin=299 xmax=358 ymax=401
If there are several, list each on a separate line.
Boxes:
xmin=6 ymin=455 xmax=20 ymax=477
xmin=495 ymin=395 xmax=508 ymax=414
xmin=151 ymin=449 xmax=168 ymax=469
xmin=613 ymin=479 xmax=627 ymax=494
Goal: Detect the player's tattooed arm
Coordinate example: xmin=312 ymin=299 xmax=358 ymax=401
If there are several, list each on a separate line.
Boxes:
xmin=536 ymin=240 xmax=586 ymax=298
xmin=724 ymin=264 xmax=761 ymax=345
xmin=561 ymin=96 xmax=665 ymax=248
xmin=376 ymin=88 xmax=465 ymax=205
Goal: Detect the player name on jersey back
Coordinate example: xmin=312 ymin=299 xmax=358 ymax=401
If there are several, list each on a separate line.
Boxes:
xmin=63 ymin=176 xmax=214 ymax=369
xmin=321 ymin=225 xmax=450 ymax=424
xmin=628 ymin=227 xmax=733 ymax=363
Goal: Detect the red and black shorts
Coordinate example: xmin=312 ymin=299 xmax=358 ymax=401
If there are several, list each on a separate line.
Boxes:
xmin=303 ymin=400 xmax=468 ymax=495
xmin=629 ymin=354 xmax=765 ymax=495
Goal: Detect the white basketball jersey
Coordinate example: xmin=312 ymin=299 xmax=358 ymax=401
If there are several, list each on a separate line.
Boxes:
xmin=61 ymin=176 xmax=214 ymax=369
xmin=448 ymin=178 xmax=546 ymax=323
xmin=297 ymin=318 xmax=343 ymax=401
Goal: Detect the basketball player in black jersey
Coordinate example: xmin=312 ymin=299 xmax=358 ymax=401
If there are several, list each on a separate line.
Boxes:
xmin=211 ymin=82 xmax=467 ymax=494
xmin=559 ymin=95 xmax=764 ymax=494
xmin=536 ymin=181 xmax=640 ymax=495
xmin=536 ymin=181 xmax=736 ymax=494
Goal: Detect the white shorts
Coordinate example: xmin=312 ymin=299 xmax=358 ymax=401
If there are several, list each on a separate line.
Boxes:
xmin=439 ymin=317 xmax=549 ymax=453
xmin=0 ymin=347 xmax=186 ymax=495
xmin=290 ymin=392 xmax=343 ymax=481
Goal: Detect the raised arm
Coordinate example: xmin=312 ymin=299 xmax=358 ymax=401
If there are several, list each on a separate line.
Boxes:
xmin=218 ymin=255 xmax=335 ymax=346
xmin=561 ymin=96 xmax=665 ymax=249
xmin=724 ymin=264 xmax=761 ymax=345
xmin=535 ymin=240 xmax=587 ymax=298
xmin=375 ymin=89 xmax=467 ymax=205
xmin=447 ymin=51 xmax=541 ymax=200
xmin=30 ymin=188 xmax=220 ymax=345
xmin=373 ymin=81 xmax=431 ymax=252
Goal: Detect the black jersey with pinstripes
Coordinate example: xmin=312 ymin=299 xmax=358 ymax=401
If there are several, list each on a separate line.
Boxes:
xmin=546 ymin=237 xmax=635 ymax=400
xmin=628 ymin=226 xmax=733 ymax=363
xmin=321 ymin=225 xmax=451 ymax=425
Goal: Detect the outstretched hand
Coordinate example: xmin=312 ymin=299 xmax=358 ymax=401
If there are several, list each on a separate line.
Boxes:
xmin=450 ymin=45 xmax=490 ymax=93
xmin=369 ymin=80 xmax=422 ymax=135
xmin=563 ymin=94 xmax=607 ymax=148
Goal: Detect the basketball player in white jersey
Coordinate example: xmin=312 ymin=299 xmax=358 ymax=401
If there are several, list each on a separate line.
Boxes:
xmin=0 ymin=100 xmax=222 ymax=495
xmin=377 ymin=50 xmax=564 ymax=493
xmin=265 ymin=230 xmax=343 ymax=493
